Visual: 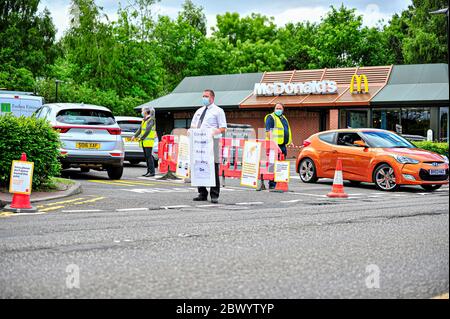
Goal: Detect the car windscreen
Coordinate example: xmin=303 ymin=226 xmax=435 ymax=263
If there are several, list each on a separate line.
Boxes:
xmin=117 ymin=120 xmax=141 ymax=133
xmin=362 ymin=131 xmax=415 ymax=148
xmin=56 ymin=109 xmax=115 ymax=125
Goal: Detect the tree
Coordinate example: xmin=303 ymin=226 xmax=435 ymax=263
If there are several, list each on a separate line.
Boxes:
xmin=0 ymin=0 xmax=57 ymax=90
xmin=213 ymin=12 xmax=278 ymax=45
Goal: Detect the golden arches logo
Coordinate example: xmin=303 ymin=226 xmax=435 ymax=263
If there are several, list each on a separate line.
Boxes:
xmin=350 ymin=74 xmax=369 ymax=94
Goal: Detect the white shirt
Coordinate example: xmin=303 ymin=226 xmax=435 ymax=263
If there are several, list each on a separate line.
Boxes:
xmin=191 ymin=103 xmax=227 ymax=130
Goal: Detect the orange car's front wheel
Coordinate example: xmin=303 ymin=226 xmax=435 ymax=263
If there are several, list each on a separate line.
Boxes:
xmin=373 ymin=164 xmax=399 ymax=191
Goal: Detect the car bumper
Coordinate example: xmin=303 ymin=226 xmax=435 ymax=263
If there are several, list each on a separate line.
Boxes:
xmin=398 ymin=163 xmax=449 ymax=185
xmin=61 ymin=154 xmax=124 ymax=167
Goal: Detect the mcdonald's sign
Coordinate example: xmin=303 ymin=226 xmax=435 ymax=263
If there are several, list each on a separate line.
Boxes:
xmin=350 ymin=74 xmax=369 ymax=94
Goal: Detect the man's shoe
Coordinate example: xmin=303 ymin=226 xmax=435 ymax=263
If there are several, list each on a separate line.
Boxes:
xmin=142 ymin=172 xmax=150 ymax=176
xmin=193 ymin=196 xmax=207 ymax=201
xmin=210 ymin=198 xmax=219 ymax=204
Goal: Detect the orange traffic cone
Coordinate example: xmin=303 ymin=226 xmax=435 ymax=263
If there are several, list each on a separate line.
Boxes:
xmin=270 ymin=180 xmax=289 ymax=193
xmin=4 ymin=153 xmax=37 ymax=213
xmin=327 ymin=159 xmax=348 ymax=198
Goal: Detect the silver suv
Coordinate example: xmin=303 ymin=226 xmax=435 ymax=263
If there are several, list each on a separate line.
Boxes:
xmin=34 ymin=103 xmax=124 ymax=179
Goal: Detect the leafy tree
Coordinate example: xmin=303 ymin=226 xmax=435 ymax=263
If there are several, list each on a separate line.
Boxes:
xmin=213 ymin=12 xmax=278 ymax=45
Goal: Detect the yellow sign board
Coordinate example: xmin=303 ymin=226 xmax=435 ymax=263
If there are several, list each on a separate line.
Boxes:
xmin=9 ymin=160 xmax=34 ymax=195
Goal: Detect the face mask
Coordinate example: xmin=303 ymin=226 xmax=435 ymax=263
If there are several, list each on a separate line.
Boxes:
xmin=202 ymin=97 xmax=210 ymax=106
xmin=275 ymin=110 xmax=283 ymax=116
xmin=141 ymin=112 xmax=146 ymax=118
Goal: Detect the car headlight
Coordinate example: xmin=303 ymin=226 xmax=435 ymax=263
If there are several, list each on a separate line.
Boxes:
xmin=393 ymin=155 xmax=420 ymax=164
xmin=441 ymin=155 xmax=449 ymax=164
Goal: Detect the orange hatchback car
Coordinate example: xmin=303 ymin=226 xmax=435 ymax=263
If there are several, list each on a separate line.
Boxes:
xmin=296 ymin=129 xmax=449 ymax=191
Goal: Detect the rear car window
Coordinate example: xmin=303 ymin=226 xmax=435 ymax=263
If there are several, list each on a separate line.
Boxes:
xmin=56 ymin=109 xmax=115 ymax=125
xmin=319 ymin=132 xmax=336 ymax=144
xmin=117 ymin=121 xmax=141 ymax=133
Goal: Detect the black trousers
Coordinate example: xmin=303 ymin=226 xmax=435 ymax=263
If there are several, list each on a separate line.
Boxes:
xmin=198 ymin=163 xmax=220 ymax=199
xmin=142 ymin=147 xmax=155 ymax=175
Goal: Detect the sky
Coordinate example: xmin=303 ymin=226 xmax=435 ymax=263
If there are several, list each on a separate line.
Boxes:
xmin=39 ymin=0 xmax=413 ymax=39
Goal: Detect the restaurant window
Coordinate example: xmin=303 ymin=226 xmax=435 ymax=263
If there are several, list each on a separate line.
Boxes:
xmin=440 ymin=107 xmax=448 ymax=142
xmin=400 ymin=107 xmax=431 ymax=139
xmin=340 ymin=109 xmax=368 ymax=128
xmin=174 ymin=119 xmax=192 ymax=129
xmin=372 ymin=109 xmax=401 ymax=132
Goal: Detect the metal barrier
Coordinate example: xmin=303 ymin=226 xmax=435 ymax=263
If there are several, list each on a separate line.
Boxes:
xmin=158 ymin=135 xmax=178 ymax=174
xmin=158 ymin=134 xmax=285 ymax=184
xmin=219 ymin=137 xmax=284 ymax=183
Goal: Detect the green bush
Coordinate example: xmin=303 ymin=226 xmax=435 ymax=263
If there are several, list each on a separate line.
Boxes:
xmin=0 ymin=114 xmax=61 ymax=189
xmin=413 ymin=141 xmax=449 ymax=156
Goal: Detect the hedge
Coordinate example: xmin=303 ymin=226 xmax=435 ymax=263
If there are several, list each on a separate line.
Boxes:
xmin=412 ymin=141 xmax=449 ymax=156
xmin=0 ymin=114 xmax=61 ymax=189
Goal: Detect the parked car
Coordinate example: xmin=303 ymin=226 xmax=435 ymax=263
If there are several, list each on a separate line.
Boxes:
xmin=296 ymin=129 xmax=449 ymax=191
xmin=33 ymin=103 xmax=124 ymax=179
xmin=115 ymin=116 xmax=159 ymax=167
xmin=0 ymin=91 xmax=44 ymax=117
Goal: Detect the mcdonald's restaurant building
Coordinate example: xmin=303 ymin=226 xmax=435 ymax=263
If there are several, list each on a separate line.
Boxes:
xmin=137 ymin=63 xmax=449 ymax=158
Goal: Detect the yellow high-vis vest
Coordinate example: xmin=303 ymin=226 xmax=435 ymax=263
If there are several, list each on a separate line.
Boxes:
xmin=139 ymin=118 xmax=156 ymax=148
xmin=264 ymin=112 xmax=292 ymax=145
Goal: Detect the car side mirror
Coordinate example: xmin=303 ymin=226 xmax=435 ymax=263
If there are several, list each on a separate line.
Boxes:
xmin=353 ymin=140 xmax=368 ymax=148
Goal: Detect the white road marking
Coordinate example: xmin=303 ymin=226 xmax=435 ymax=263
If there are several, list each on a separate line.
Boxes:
xmin=116 ymin=208 xmax=149 ymax=212
xmin=235 ymin=202 xmax=264 ymax=205
xmin=62 ymin=209 xmax=104 ymax=213
xmin=161 ymin=205 xmax=191 ymax=209
xmin=119 ymin=187 xmax=196 ymax=194
xmin=280 ymin=199 xmax=302 ymax=203
xmin=196 ymin=204 xmax=225 ymax=208
xmin=290 ymin=192 xmax=327 ymax=198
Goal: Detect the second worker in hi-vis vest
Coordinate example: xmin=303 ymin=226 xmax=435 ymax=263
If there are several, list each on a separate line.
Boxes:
xmin=133 ymin=106 xmax=156 ymax=177
xmin=265 ymin=103 xmax=293 ymax=189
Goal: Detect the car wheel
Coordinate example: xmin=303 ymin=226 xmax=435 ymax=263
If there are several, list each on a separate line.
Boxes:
xmin=299 ymin=158 xmax=318 ymax=183
xmin=420 ymin=184 xmax=442 ymax=191
xmin=107 ymin=166 xmax=123 ymax=180
xmin=129 ymin=160 xmax=141 ymax=165
xmin=80 ymin=168 xmax=90 ymax=173
xmin=373 ymin=164 xmax=399 ymax=191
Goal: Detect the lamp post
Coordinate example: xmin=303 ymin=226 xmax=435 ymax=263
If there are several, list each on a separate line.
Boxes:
xmin=55 ymin=79 xmax=63 ymax=103
xmin=429 ymin=7 xmax=449 ymax=143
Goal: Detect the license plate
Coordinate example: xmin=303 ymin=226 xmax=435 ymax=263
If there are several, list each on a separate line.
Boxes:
xmin=123 ymin=137 xmax=134 ymax=142
xmin=76 ymin=142 xmax=100 ymax=149
xmin=429 ymin=169 xmax=446 ymax=175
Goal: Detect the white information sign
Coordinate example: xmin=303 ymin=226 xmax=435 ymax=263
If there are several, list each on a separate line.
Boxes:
xmin=190 ymin=128 xmax=216 ymax=187
xmin=274 ymin=161 xmax=290 ymax=183
xmin=9 ymin=160 xmax=34 ymax=195
xmin=176 ymin=135 xmax=190 ymax=178
xmin=240 ymin=141 xmax=262 ymax=188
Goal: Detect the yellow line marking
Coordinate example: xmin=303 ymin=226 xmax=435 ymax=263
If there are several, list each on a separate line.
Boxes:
xmin=0 ymin=212 xmax=13 ymax=218
xmin=89 ymin=179 xmax=184 ymax=187
xmin=37 ymin=198 xmax=87 ymax=208
xmin=432 ymin=293 xmax=449 ymax=299
xmin=110 ymin=180 xmax=156 ymax=186
xmin=39 ymin=205 xmax=65 ymax=212
xmin=72 ymin=196 xmax=105 ymax=205
xmin=88 ymin=180 xmax=130 ymax=186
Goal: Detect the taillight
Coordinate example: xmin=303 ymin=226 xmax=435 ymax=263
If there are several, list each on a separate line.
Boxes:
xmin=53 ymin=126 xmax=71 ymax=133
xmin=110 ymin=152 xmax=122 ymax=157
xmin=303 ymin=140 xmax=311 ymax=147
xmin=107 ymin=128 xmax=121 ymax=135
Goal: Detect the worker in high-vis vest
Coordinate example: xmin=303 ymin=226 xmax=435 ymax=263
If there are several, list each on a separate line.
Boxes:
xmin=133 ymin=106 xmax=156 ymax=177
xmin=265 ymin=103 xmax=293 ymax=189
